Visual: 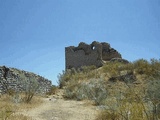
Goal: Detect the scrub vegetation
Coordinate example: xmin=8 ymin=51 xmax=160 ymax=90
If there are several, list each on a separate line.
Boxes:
xmin=0 ymin=77 xmax=43 ymax=120
xmin=58 ymin=58 xmax=160 ymax=120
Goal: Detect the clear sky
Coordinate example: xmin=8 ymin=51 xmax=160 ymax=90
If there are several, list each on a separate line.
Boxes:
xmin=0 ymin=0 xmax=159 ymax=85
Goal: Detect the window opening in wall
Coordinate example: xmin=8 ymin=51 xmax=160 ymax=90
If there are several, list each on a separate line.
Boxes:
xmin=92 ymin=46 xmax=95 ymax=50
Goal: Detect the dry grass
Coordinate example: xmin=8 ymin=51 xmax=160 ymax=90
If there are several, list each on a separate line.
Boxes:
xmin=96 ymin=110 xmax=120 ymax=120
xmin=0 ymin=95 xmax=17 ymax=120
xmin=0 ymin=94 xmax=43 ymax=120
xmin=57 ymin=59 xmax=160 ymax=119
xmin=18 ymin=94 xmax=43 ymax=110
xmin=7 ymin=114 xmax=32 ymax=120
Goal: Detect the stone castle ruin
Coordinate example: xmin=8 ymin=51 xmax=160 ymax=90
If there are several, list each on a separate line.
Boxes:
xmin=65 ymin=41 xmax=125 ymax=69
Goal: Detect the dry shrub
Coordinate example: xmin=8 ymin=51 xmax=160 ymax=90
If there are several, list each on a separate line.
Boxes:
xmin=133 ymin=59 xmax=160 ymax=77
xmin=63 ymin=78 xmax=108 ymax=105
xmin=0 ymin=103 xmax=14 ymax=120
xmin=18 ymin=94 xmax=43 ymax=110
xmin=133 ymin=59 xmax=152 ymax=75
xmin=102 ymin=62 xmax=123 ymax=77
xmin=58 ymin=65 xmax=99 ymax=88
xmin=46 ymin=85 xmax=58 ymax=95
xmin=95 ymin=81 xmax=151 ymax=120
xmin=96 ymin=110 xmax=120 ymax=120
xmin=97 ymin=102 xmax=148 ymax=120
xmin=0 ymin=95 xmax=16 ymax=120
xmin=8 ymin=114 xmax=32 ymax=120
xmin=59 ymin=58 xmax=160 ymax=119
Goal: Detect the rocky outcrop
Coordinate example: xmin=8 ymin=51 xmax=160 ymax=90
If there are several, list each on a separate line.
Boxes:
xmin=110 ymin=58 xmax=129 ymax=64
xmin=65 ymin=41 xmax=123 ymax=69
xmin=0 ymin=66 xmax=52 ymax=94
xmin=108 ymin=71 xmax=136 ymax=83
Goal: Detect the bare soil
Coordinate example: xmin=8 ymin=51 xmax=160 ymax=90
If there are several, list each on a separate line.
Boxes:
xmin=18 ymin=90 xmax=98 ymax=120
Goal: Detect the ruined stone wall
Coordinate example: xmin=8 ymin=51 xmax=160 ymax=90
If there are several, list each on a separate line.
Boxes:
xmin=0 ymin=66 xmax=52 ymax=94
xmin=65 ymin=41 xmax=122 ymax=69
xmin=65 ymin=47 xmax=103 ymax=69
xmin=101 ymin=42 xmax=122 ymax=61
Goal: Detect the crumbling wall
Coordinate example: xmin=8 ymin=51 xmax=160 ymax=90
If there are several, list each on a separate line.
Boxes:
xmin=0 ymin=66 xmax=52 ymax=94
xmin=65 ymin=41 xmax=122 ymax=69
xmin=101 ymin=42 xmax=122 ymax=61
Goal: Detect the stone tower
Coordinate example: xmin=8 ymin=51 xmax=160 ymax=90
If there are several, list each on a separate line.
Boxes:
xmin=65 ymin=41 xmax=122 ymax=69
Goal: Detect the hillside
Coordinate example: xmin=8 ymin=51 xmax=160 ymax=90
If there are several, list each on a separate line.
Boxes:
xmin=0 ymin=58 xmax=160 ymax=120
xmin=58 ymin=58 xmax=160 ymax=120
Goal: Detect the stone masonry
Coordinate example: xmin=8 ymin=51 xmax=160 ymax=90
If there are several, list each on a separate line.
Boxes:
xmin=0 ymin=66 xmax=52 ymax=94
xmin=65 ymin=41 xmax=122 ymax=69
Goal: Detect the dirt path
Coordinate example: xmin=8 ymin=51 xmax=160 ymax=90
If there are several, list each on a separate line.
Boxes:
xmin=19 ymin=91 xmax=98 ymax=120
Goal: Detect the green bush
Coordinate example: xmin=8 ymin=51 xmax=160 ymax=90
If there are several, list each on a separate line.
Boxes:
xmin=20 ymin=77 xmax=39 ymax=103
xmin=63 ymin=78 xmax=81 ymax=99
xmin=57 ymin=69 xmax=76 ymax=88
xmin=146 ymin=78 xmax=160 ymax=119
xmin=81 ymin=79 xmax=108 ymax=105
xmin=64 ymin=78 xmax=108 ymax=105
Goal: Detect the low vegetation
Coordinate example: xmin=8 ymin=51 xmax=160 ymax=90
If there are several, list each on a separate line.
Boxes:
xmin=0 ymin=76 xmax=44 ymax=120
xmin=46 ymin=85 xmax=58 ymax=95
xmin=1 ymin=58 xmax=160 ymax=120
xmin=58 ymin=58 xmax=160 ymax=120
xmin=0 ymin=94 xmax=43 ymax=120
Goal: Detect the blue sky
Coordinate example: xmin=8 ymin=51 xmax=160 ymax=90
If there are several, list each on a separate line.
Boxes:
xmin=0 ymin=0 xmax=159 ymax=85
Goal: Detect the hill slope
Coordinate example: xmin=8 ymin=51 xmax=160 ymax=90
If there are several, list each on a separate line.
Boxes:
xmin=58 ymin=59 xmax=160 ymax=119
